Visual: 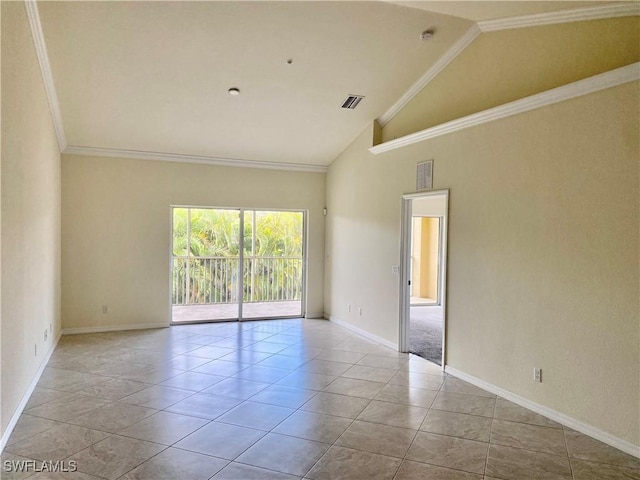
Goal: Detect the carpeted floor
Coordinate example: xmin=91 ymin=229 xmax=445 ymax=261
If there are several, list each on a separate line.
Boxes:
xmin=409 ymin=305 xmax=443 ymax=365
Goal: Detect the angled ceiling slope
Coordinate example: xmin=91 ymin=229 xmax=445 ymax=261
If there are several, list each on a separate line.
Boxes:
xmin=26 ymin=1 xmax=639 ymax=172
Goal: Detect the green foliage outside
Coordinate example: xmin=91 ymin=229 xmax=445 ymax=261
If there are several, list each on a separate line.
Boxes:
xmin=172 ymin=208 xmax=303 ymax=305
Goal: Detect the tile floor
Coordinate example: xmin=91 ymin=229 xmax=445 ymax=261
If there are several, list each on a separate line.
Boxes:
xmin=3 ymin=318 xmax=638 ymax=480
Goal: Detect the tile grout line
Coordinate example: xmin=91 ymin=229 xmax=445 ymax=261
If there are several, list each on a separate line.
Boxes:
xmin=563 ymin=426 xmax=576 ymax=480
xmin=46 ymin=322 xmax=306 ymax=480
xmin=10 ymin=319 xmax=636 ymax=480
xmin=486 ymin=387 xmax=499 ymax=478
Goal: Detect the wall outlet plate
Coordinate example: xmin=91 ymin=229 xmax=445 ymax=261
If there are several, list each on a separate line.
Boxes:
xmin=534 ymin=367 xmax=542 ymax=383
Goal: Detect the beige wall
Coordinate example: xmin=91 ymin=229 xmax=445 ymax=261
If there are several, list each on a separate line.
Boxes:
xmin=325 ymin=82 xmax=639 ymax=445
xmin=410 ymin=218 xmax=422 ymax=297
xmin=324 ymin=123 xmax=403 ymax=339
xmin=1 ymin=1 xmax=3 ymax=439
xmin=1 ymin=0 xmax=3 ymax=439
xmin=411 ymin=217 xmax=439 ymax=300
xmin=421 ymin=217 xmax=439 ymax=301
xmin=1 ymin=2 xmax=62 ymax=436
xmin=62 ymin=155 xmax=325 ymax=330
xmin=412 ymin=196 xmax=447 ymax=302
xmin=383 ymin=17 xmax=640 ymax=142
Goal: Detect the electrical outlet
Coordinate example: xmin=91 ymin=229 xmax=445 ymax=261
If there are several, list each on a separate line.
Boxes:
xmin=391 ymin=265 xmax=399 ymax=274
xmin=534 ymin=367 xmax=542 ymax=383
xmin=347 ymin=304 xmax=351 ymax=312
xmin=358 ymin=307 xmax=362 ymax=316
xmin=44 ymin=329 xmax=48 ymax=342
xmin=102 ymin=305 xmax=108 ymax=314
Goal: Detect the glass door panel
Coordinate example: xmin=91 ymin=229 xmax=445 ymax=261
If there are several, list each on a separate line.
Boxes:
xmin=171 ymin=207 xmax=304 ymax=323
xmin=171 ymin=208 xmax=240 ymax=323
xmin=241 ymin=210 xmax=304 ymax=319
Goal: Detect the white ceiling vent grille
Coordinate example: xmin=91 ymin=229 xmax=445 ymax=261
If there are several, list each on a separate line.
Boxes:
xmin=341 ymin=95 xmax=365 ymax=109
xmin=417 ymin=160 xmax=433 ymax=190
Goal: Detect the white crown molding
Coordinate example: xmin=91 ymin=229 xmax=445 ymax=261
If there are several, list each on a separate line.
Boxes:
xmin=478 ymin=2 xmax=640 ymax=32
xmin=378 ymin=2 xmax=638 ymax=129
xmin=23 ymin=0 xmax=638 ymax=162
xmin=329 ymin=315 xmax=398 ymax=350
xmin=378 ymin=24 xmax=481 ymax=128
xmin=24 ymin=1 xmax=67 ymax=151
xmin=0 ymin=332 xmax=61 ymax=453
xmin=370 ymin=62 xmax=640 ymax=155
xmin=445 ymin=366 xmax=640 ymax=458
xmin=63 ymin=146 xmax=329 ymax=173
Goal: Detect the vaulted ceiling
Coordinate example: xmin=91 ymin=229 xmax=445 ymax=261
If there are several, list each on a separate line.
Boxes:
xmin=35 ymin=1 xmax=627 ymax=169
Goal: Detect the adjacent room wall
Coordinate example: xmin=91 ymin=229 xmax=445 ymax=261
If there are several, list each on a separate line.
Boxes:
xmin=0 ymin=1 xmax=3 ymax=442
xmin=410 ymin=218 xmax=422 ymax=297
xmin=410 ymin=217 xmax=439 ymax=301
xmin=324 ymin=81 xmax=639 ymax=446
xmin=61 ymin=155 xmax=326 ymax=330
xmin=1 ymin=2 xmax=62 ymax=438
xmin=420 ymin=217 xmax=439 ymax=301
xmin=412 ymin=196 xmax=447 ymax=302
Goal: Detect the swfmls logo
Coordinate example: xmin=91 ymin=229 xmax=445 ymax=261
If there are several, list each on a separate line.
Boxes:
xmin=3 ymin=460 xmax=78 ymax=473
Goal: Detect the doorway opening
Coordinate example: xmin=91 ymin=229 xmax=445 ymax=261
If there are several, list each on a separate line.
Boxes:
xmin=400 ymin=190 xmax=448 ymax=367
xmin=170 ymin=207 xmax=305 ymax=323
xmin=410 ymin=216 xmax=441 ymax=306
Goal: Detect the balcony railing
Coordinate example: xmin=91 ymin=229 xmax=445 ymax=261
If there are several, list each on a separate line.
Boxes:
xmin=172 ymin=256 xmax=303 ymax=306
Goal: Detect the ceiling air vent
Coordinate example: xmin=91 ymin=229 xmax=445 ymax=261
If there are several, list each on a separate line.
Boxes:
xmin=341 ymin=95 xmax=365 ymax=109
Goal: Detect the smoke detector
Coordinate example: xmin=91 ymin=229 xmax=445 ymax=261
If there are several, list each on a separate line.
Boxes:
xmin=421 ymin=29 xmax=435 ymax=41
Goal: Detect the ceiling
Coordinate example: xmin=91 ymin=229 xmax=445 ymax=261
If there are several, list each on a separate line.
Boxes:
xmin=389 ymin=1 xmax=612 ymax=21
xmin=36 ymin=1 xmax=618 ymax=168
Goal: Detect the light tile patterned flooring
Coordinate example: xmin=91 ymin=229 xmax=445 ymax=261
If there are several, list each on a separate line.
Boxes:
xmin=3 ymin=318 xmax=639 ymax=480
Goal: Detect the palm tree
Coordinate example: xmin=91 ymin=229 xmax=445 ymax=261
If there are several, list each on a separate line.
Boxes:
xmin=172 ymin=208 xmax=303 ymax=305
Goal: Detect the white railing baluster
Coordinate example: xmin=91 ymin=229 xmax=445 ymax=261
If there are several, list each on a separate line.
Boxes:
xmin=172 ymin=255 xmax=303 ymax=306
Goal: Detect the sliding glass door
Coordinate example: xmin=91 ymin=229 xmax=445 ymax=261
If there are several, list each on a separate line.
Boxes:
xmin=242 ymin=210 xmax=304 ymax=319
xmin=171 ymin=207 xmax=304 ymax=323
xmin=172 ymin=208 xmax=241 ymax=322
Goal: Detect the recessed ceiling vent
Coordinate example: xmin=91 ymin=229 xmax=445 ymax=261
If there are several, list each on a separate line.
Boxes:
xmin=341 ymin=95 xmax=365 ymax=109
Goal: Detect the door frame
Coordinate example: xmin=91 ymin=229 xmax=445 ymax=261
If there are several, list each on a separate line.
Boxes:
xmin=168 ymin=205 xmax=307 ymax=324
xmin=239 ymin=208 xmax=308 ymax=322
xmin=399 ymin=190 xmax=449 ymax=367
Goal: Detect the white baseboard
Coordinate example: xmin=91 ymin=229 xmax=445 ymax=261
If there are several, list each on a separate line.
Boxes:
xmin=305 ymin=312 xmax=325 ymax=319
xmin=0 ymin=332 xmax=61 ymax=453
xmin=61 ymin=323 xmax=168 ymax=335
xmin=329 ymin=315 xmax=398 ymax=350
xmin=444 ymin=366 xmax=640 ymax=458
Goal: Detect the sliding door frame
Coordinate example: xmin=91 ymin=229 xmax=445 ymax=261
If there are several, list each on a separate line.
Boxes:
xmin=169 ymin=205 xmax=307 ymax=324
